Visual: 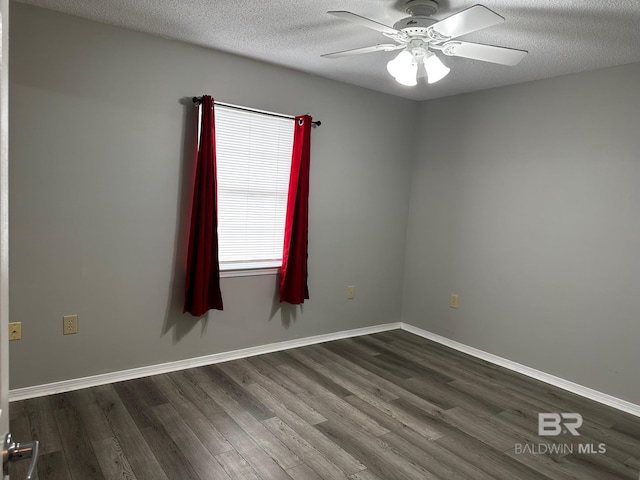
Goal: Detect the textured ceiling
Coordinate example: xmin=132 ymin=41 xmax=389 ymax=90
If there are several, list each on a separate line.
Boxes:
xmin=14 ymin=0 xmax=640 ymax=101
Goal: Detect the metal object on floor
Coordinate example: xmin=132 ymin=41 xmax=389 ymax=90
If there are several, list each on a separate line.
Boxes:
xmin=2 ymin=433 xmax=39 ymax=479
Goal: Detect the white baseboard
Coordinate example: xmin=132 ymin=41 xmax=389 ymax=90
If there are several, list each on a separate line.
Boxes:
xmin=401 ymin=323 xmax=640 ymax=418
xmin=10 ymin=321 xmax=640 ymax=419
xmin=8 ymin=322 xmax=401 ymax=402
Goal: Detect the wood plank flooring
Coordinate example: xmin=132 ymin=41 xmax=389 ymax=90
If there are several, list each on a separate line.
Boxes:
xmin=9 ymin=330 xmax=640 ymax=479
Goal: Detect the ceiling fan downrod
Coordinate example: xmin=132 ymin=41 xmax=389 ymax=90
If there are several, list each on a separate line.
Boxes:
xmin=404 ymin=0 xmax=438 ymax=17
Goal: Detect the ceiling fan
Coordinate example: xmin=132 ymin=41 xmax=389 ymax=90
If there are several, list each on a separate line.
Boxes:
xmin=322 ymin=0 xmax=527 ymax=87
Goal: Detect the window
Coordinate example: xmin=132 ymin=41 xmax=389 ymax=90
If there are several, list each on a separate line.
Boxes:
xmin=214 ymin=105 xmax=294 ymax=273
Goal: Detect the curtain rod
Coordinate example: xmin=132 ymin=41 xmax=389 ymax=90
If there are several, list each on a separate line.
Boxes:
xmin=192 ymin=97 xmax=321 ymax=127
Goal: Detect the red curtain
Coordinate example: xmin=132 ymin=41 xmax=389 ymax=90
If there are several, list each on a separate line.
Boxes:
xmin=184 ymin=95 xmax=224 ymax=316
xmin=280 ymin=115 xmax=312 ymax=304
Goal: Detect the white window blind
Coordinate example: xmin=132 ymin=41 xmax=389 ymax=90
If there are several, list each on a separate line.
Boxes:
xmin=214 ymin=105 xmax=294 ymax=271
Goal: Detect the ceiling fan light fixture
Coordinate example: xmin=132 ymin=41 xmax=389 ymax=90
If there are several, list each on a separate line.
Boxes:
xmin=386 ymin=50 xmax=412 ymax=77
xmin=324 ymin=5 xmax=527 ymax=90
xmin=387 ymin=49 xmax=418 ymax=86
xmin=424 ymin=51 xmax=450 ymax=84
xmin=394 ymin=63 xmax=418 ymax=86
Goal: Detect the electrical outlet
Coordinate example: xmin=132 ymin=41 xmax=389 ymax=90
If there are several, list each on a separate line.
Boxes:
xmin=450 ymin=294 xmax=459 ymax=309
xmin=9 ymin=322 xmax=21 ymax=340
xmin=63 ymin=315 xmax=78 ymax=335
xmin=347 ymin=285 xmax=356 ymax=299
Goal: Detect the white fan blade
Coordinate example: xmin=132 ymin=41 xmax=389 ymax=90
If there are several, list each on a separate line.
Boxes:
xmin=442 ymin=41 xmax=527 ymax=66
xmin=328 ymin=11 xmax=401 ymax=36
xmin=428 ymin=5 xmax=504 ymax=41
xmin=321 ymin=44 xmax=404 ymax=58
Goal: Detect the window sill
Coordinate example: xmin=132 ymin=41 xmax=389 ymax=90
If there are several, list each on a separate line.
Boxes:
xmin=220 ymin=265 xmax=281 ymax=278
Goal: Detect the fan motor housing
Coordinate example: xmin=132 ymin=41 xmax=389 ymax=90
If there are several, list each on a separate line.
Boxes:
xmin=392 ymin=15 xmax=438 ymax=36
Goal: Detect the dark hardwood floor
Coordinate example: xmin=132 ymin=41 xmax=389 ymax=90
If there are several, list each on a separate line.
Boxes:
xmin=9 ymin=330 xmax=640 ymax=479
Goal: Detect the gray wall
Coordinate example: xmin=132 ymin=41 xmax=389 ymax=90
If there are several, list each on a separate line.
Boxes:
xmin=403 ymin=62 xmax=640 ymax=404
xmin=8 ymin=3 xmax=417 ymax=389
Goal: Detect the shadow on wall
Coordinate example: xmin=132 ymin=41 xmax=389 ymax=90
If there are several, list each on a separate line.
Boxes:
xmin=270 ymin=279 xmax=300 ymax=329
xmin=162 ymin=97 xmax=205 ymax=343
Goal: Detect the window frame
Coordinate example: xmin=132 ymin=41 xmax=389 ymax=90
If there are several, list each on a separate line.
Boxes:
xmin=212 ymin=103 xmax=295 ymax=277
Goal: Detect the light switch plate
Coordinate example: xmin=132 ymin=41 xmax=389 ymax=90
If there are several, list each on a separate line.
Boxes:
xmin=347 ymin=286 xmax=356 ymax=299
xmin=450 ymin=294 xmax=459 ymax=309
xmin=9 ymin=322 xmax=21 ymax=340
